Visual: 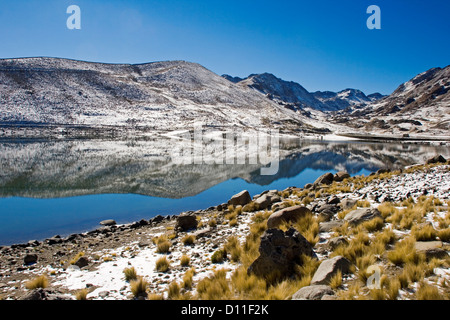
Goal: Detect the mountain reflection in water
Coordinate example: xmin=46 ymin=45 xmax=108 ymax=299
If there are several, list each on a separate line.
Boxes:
xmin=0 ymin=137 xmax=448 ymax=245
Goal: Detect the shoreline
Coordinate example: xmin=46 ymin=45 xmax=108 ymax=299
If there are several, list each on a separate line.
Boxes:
xmin=0 ymin=156 xmax=449 ymax=300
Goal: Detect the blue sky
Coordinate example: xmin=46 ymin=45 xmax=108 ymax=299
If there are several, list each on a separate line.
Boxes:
xmin=0 ymin=0 xmax=448 ymax=95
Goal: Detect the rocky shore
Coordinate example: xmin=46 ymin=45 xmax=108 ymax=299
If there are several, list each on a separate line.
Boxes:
xmin=0 ymin=156 xmax=449 ymax=300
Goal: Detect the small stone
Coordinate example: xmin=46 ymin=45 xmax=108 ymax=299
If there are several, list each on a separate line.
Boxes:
xmin=292 ymin=285 xmax=335 ymax=300
xmin=100 ymin=219 xmax=117 ymax=226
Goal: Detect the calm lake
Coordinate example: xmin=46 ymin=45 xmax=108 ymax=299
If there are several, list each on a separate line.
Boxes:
xmin=0 ymin=137 xmax=449 ymax=245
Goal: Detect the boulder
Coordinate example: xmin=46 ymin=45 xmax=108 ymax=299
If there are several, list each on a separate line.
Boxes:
xmin=340 ymin=198 xmax=357 ymax=210
xmin=23 ymin=254 xmax=38 ymax=265
xmin=228 ymin=190 xmax=252 ymax=206
xmin=247 ymin=228 xmax=316 ymax=281
xmin=319 ymin=220 xmax=344 ymax=233
xmin=426 ymin=155 xmax=447 ymax=165
xmin=292 ymin=285 xmax=335 ymax=300
xmin=333 ymin=171 xmax=350 ymax=182
xmin=20 ymin=288 xmax=73 ymax=300
xmin=315 ymin=204 xmax=339 ymax=221
xmin=327 ymin=196 xmax=340 ymax=205
xmin=327 ymin=236 xmax=349 ymax=250
xmin=376 ymin=168 xmax=390 ymax=175
xmin=99 ymin=219 xmax=116 ymax=226
xmin=45 ymin=235 xmax=62 ymax=245
xmin=150 ymin=215 xmax=165 ymax=224
xmin=311 ymin=256 xmax=352 ymax=285
xmin=313 ymin=172 xmax=334 ymax=186
xmin=415 ymin=241 xmax=448 ymax=260
xmin=254 ymin=194 xmax=273 ymax=210
xmin=175 ymin=213 xmax=198 ymax=231
xmin=344 ymin=208 xmax=381 ymax=225
xmin=73 ymin=256 xmax=90 ymax=269
xmin=267 ymin=205 xmax=311 ymax=229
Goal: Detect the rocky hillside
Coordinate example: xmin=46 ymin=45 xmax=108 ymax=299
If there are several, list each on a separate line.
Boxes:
xmin=312 ymin=89 xmax=381 ymax=111
xmin=0 ymin=57 xmax=324 ymax=136
xmin=332 ymin=66 xmax=450 ymax=137
xmin=224 ymin=73 xmax=383 ymax=112
xmin=0 ymin=157 xmax=448 ymax=300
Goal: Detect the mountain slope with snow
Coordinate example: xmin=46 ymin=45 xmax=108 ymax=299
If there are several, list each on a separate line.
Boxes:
xmin=331 ymin=65 xmax=450 ymax=137
xmin=224 ymin=73 xmax=383 ymax=112
xmin=0 ymin=57 xmax=325 ymax=136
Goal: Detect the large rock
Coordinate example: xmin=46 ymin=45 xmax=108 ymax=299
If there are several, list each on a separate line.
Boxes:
xmin=319 ymin=220 xmax=344 ymax=233
xmin=175 ymin=213 xmax=198 ymax=231
xmin=23 ymin=254 xmax=38 ymax=265
xmin=327 ymin=236 xmax=349 ymax=251
xmin=73 ymin=256 xmax=90 ymax=269
xmin=344 ymin=208 xmax=381 ymax=225
xmin=311 ymin=256 xmax=352 ymax=285
xmin=426 ymin=155 xmax=447 ymax=165
xmin=313 ymin=172 xmax=334 ymax=186
xmin=228 ymin=190 xmax=252 ymax=206
xmin=253 ymin=191 xmax=281 ymax=210
xmin=333 ymin=171 xmax=350 ymax=182
xmin=267 ymin=205 xmax=311 ymax=229
xmin=340 ymin=198 xmax=357 ymax=210
xmin=247 ymin=228 xmax=316 ymax=281
xmin=20 ymin=288 xmax=73 ymax=300
xmin=292 ymin=285 xmax=335 ymax=300
xmin=415 ymin=241 xmax=448 ymax=260
xmin=315 ymin=204 xmax=339 ymax=221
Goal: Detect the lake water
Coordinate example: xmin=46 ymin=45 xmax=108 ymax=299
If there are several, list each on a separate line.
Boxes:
xmin=0 ymin=137 xmax=448 ymax=245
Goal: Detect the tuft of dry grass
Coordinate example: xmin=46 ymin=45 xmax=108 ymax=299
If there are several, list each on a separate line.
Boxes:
xmin=412 ymin=224 xmax=438 ymax=241
xmin=182 ymin=234 xmax=196 ymax=246
xmin=182 ymin=267 xmax=196 ymax=290
xmin=329 ymin=270 xmax=343 ymax=289
xmin=415 ymin=281 xmax=446 ymax=300
xmin=130 ymin=276 xmax=148 ymax=298
xmin=180 ymin=254 xmax=190 ymax=267
xmin=211 ymin=249 xmax=227 ymax=264
xmin=157 ymin=240 xmax=171 ymax=253
xmin=361 ymin=217 xmax=385 ymax=232
xmin=167 ymin=281 xmax=181 ymax=300
xmin=438 ymin=228 xmax=450 ymax=242
xmin=25 ymin=274 xmax=49 ymax=290
xmin=123 ymin=266 xmax=138 ymax=282
xmin=147 ymin=293 xmax=164 ymax=300
xmin=196 ymin=269 xmax=231 ymax=300
xmin=74 ymin=288 xmax=89 ymax=300
xmin=387 ymin=237 xmax=423 ymax=266
xmin=155 ymin=256 xmax=170 ymax=272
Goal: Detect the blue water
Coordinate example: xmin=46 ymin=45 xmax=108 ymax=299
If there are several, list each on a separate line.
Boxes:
xmin=0 ymin=167 xmax=371 ymax=245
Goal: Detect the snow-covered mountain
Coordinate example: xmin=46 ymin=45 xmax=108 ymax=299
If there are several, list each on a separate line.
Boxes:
xmin=332 ymin=65 xmax=450 ymax=136
xmin=312 ymin=89 xmax=382 ymax=111
xmin=0 ymin=57 xmax=326 ymax=136
xmin=224 ymin=72 xmax=383 ymax=112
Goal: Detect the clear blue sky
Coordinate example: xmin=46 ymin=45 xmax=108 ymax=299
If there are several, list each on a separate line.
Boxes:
xmin=0 ymin=0 xmax=449 ymax=95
